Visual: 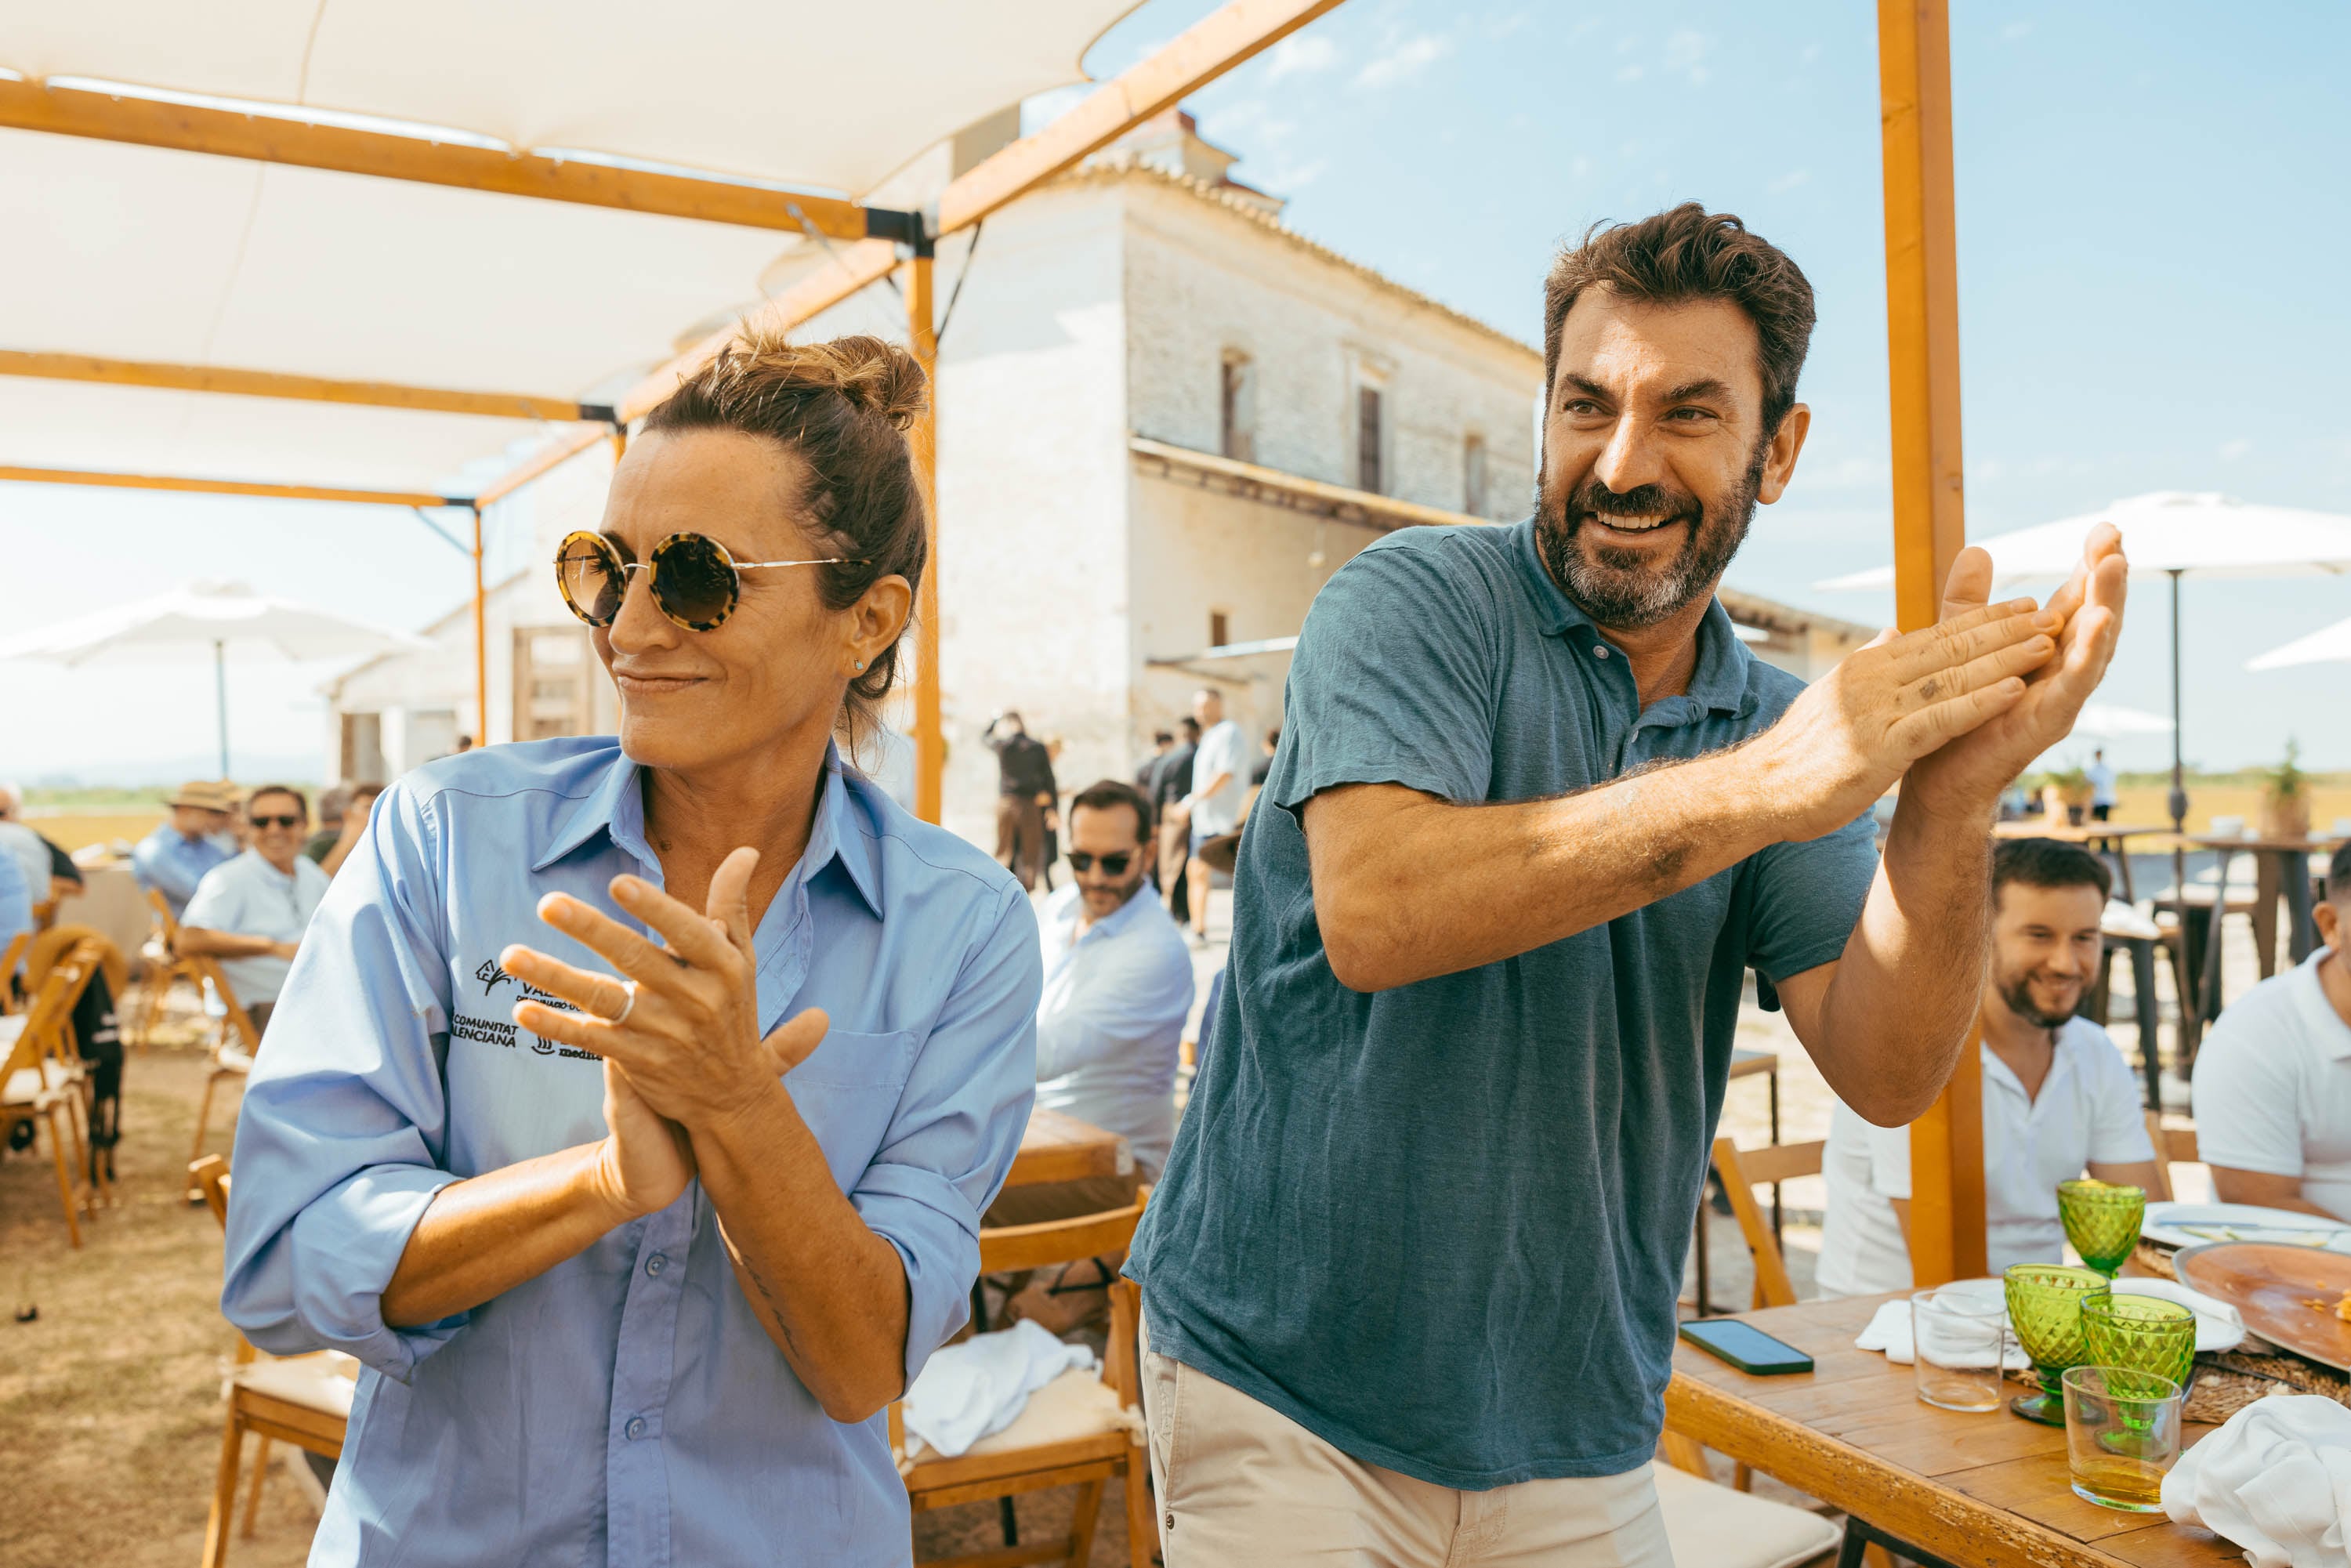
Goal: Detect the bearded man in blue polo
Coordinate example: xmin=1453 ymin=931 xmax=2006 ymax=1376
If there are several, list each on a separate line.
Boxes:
xmin=1128 ymin=203 xmax=2129 ymax=1564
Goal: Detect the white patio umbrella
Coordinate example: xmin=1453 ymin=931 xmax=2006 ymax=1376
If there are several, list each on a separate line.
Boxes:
xmin=0 ymin=580 xmax=427 ymax=775
xmin=2070 ymin=703 xmax=2175 ymax=737
xmin=1818 ymin=491 xmax=2351 ymax=1022
xmin=2248 ymin=614 xmax=2351 ymax=671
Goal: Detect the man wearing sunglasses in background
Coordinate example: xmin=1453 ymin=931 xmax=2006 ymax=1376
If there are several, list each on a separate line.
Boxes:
xmin=984 ymin=779 xmax=1193 ymax=1327
xmin=180 ymin=784 xmax=331 ymax=1035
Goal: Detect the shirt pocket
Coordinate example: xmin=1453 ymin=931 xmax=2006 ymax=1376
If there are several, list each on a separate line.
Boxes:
xmin=786 ymin=1028 xmax=918 ymax=1193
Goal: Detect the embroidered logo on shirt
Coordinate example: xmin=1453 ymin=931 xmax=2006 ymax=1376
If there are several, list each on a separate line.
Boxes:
xmin=457 ymin=955 xmax=599 ymax=1064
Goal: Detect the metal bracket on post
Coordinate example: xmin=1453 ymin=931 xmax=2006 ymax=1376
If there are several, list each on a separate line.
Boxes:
xmin=862 ymin=206 xmax=933 ymax=257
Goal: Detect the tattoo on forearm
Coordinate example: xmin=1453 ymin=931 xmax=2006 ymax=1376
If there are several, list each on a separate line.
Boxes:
xmin=737 ymin=1256 xmax=806 ymax=1358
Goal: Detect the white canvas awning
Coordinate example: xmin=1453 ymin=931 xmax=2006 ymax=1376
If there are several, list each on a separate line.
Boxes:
xmin=0 ymin=0 xmax=1143 ymax=493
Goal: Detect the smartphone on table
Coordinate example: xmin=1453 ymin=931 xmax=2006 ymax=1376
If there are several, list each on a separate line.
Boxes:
xmin=1678 ymin=1317 xmax=1814 ymax=1375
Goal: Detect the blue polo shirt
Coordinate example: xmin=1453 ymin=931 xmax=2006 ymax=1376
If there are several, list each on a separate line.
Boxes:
xmin=1128 ymin=517 xmax=1878 ymax=1488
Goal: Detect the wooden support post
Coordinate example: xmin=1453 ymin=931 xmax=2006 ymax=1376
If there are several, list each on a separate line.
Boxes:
xmin=472 ymin=505 xmax=489 ymax=749
xmin=905 ymin=255 xmax=945 ymax=825
xmin=1881 ymin=0 xmax=1985 ymax=1284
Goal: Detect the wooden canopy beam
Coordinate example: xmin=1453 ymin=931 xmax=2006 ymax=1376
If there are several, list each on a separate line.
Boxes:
xmin=0 ymin=74 xmax=887 ymax=241
xmin=0 ymin=462 xmax=463 ymax=509
xmin=1880 ymin=0 xmax=1987 ymax=1287
xmin=0 ymin=349 xmax=610 ymax=424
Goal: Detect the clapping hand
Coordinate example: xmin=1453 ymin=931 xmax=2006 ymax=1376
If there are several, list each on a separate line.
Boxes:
xmin=1902 ymin=524 xmax=2128 ymax=819
xmin=498 ymin=848 xmax=830 ymax=1219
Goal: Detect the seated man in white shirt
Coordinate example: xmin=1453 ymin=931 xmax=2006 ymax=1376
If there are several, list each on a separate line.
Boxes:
xmin=2193 ymin=844 xmax=2351 ymax=1220
xmin=987 ymin=779 xmax=1194 ymax=1325
xmin=1819 ymin=837 xmax=2163 ymax=1295
xmin=178 ymin=784 xmax=332 ymax=1037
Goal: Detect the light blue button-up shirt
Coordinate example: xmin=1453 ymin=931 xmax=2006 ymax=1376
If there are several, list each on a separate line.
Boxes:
xmin=131 ymin=823 xmax=234 ymax=917
xmin=222 ymin=737 xmax=1039 ymax=1566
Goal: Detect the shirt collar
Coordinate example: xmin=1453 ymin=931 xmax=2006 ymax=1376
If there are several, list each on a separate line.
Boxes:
xmin=1509 ymin=514 xmax=1755 ymax=717
xmin=530 ymin=742 xmax=885 ymax=921
xmin=2293 ymin=948 xmax=2351 ymax=1060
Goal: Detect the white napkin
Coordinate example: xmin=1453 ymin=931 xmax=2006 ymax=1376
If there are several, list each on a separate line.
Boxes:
xmin=1855 ymin=1280 xmax=2026 ymax=1368
xmin=2162 ymin=1395 xmax=2351 ymax=1566
xmin=2110 ymin=1276 xmax=2248 ymax=1353
xmin=901 ymin=1319 xmax=1096 ymax=1460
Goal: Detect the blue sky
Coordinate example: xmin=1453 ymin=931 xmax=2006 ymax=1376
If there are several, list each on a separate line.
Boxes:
xmin=5 ymin=1 xmax=2347 ymax=782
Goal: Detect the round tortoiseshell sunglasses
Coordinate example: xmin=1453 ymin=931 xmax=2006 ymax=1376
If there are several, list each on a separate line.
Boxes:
xmin=553 ymin=530 xmax=869 ymax=632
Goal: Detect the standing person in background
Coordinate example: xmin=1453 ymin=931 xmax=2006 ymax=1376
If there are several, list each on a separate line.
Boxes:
xmin=1154 ymin=717 xmax=1199 ymax=920
xmin=1182 ymin=689 xmax=1244 ymax=947
xmin=306 ymin=781 xmax=385 ymax=878
xmin=179 ymin=785 xmax=331 ymax=1036
xmin=2086 ymin=748 xmax=2117 ymax=821
xmin=1138 ymin=731 xmax=1176 ymax=793
xmin=985 ymin=712 xmax=1057 ymax=893
xmin=131 ymin=780 xmax=238 ymax=918
xmin=1040 ymin=736 xmax=1067 ymax=892
xmin=1244 ymin=726 xmax=1280 ymax=817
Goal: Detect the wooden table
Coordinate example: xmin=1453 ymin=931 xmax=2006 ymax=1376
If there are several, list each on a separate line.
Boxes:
xmin=2190 ymin=835 xmax=2344 ymax=1015
xmin=1666 ymin=1295 xmax=2237 ymax=1566
xmin=1003 ymin=1106 xmax=1129 ymax=1190
xmin=1994 ymin=820 xmax=2170 ymax=901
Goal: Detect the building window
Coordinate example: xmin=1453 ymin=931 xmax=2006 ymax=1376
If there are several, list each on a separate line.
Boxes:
xmin=1209 ymin=610 xmax=1230 ymax=649
xmin=1357 ymin=384 xmax=1384 ymax=494
xmin=1220 ymin=352 xmax=1256 ymax=463
xmin=1463 ymin=434 xmax=1489 ymax=516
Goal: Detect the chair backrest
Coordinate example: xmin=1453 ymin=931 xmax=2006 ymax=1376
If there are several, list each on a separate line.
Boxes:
xmin=3 ymin=956 xmax=85 ymax=1092
xmin=0 ymin=931 xmax=27 ymax=1012
xmin=146 ymin=886 xmax=182 ymax=944
xmin=191 ymin=1154 xmax=230 ymax=1229
xmin=1708 ymin=1137 xmax=1826 ymax=1310
xmin=2145 ymin=1111 xmax=2197 ymax=1191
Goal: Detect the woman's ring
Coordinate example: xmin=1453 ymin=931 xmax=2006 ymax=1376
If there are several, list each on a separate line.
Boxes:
xmin=608 ymin=980 xmax=639 ymax=1027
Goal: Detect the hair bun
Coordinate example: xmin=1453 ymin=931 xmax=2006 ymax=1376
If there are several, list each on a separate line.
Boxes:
xmin=824 ymin=336 xmax=929 ymax=430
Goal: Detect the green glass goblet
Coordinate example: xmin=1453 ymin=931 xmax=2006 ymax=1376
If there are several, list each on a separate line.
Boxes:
xmin=2005 ymin=1264 xmax=2112 ymax=1425
xmin=2058 ymin=1179 xmax=2146 ymax=1278
xmin=2081 ymin=1295 xmax=2197 ymax=1391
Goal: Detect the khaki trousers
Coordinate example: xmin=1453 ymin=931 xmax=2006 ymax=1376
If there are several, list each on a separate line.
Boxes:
xmin=1139 ymin=1320 xmax=1675 ymax=1568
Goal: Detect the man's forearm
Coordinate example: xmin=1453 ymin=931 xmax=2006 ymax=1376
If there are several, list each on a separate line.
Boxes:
xmin=1310 ymin=746 xmax=1792 ymax=991
xmin=694 ymin=1083 xmax=911 ymax=1423
xmin=382 ymin=1141 xmax=632 ymax=1327
xmin=179 ymin=926 xmax=285 ymax=960
xmin=1809 ymin=793 xmax=1993 ymax=1124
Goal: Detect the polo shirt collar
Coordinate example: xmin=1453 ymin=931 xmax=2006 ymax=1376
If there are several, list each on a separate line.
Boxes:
xmin=1509 ymin=514 xmax=1755 ymax=717
xmin=530 ymin=743 xmax=886 ymax=921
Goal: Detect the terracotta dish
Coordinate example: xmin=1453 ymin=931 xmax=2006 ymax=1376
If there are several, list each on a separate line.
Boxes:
xmin=2175 ymin=1243 xmax=2351 ymax=1374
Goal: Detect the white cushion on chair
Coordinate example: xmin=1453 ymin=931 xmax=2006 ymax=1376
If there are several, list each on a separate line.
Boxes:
xmin=0 ymin=1016 xmax=25 ymax=1047
xmin=906 ymin=1367 xmax=1141 ymax=1465
xmin=3 ymin=1059 xmax=68 ymax=1105
xmin=234 ymin=1352 xmax=358 ymax=1418
xmin=215 ymin=1045 xmax=255 ymax=1074
xmin=1651 ymin=1462 xmax=1842 ymax=1568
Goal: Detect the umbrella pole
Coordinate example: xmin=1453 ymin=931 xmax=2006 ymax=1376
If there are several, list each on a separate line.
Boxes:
xmin=214 ymin=637 xmax=230 ymax=778
xmin=2168 ymin=568 xmax=2194 ymax=1061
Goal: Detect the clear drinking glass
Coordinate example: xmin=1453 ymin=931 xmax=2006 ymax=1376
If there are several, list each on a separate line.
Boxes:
xmin=1911 ymin=1289 xmax=2009 ymax=1413
xmin=2062 ymin=1366 xmax=2183 ymax=1512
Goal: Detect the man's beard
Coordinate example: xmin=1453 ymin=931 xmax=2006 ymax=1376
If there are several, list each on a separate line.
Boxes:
xmin=1084 ymin=870 xmax=1147 ymax=910
xmin=1996 ymin=967 xmax=2081 ymax=1030
xmin=1536 ymin=441 xmax=1766 ymax=630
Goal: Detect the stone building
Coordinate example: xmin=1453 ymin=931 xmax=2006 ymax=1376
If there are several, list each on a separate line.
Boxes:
xmin=324 ymin=110 xmax=1870 ymax=849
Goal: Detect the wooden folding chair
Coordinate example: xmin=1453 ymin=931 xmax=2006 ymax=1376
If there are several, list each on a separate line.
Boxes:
xmin=893 ymin=1190 xmax=1155 ymax=1568
xmin=132 ymin=887 xmax=211 ymax=1049
xmin=1 ymin=954 xmax=92 ymax=1247
xmin=1710 ymin=1135 xmax=1828 ymax=1311
xmin=1 ymin=929 xmax=29 ymax=1012
xmin=190 ymin=1156 xmax=354 ymax=1568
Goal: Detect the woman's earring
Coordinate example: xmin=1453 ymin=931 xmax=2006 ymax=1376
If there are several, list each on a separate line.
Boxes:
xmin=853 ymin=659 xmax=867 ymax=672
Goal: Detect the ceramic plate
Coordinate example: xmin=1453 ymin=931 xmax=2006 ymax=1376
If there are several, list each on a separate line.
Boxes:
xmin=2142 ymin=1202 xmax=2351 ymax=1253
xmin=2174 ymin=1242 xmax=2351 ymax=1373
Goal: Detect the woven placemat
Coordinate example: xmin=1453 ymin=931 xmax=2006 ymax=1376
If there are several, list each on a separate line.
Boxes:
xmin=2007 ymin=1345 xmax=2351 ymax=1423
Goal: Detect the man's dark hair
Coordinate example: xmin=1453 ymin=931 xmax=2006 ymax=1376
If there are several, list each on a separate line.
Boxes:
xmin=2327 ymin=842 xmax=2351 ymax=906
xmin=1154 ymin=730 xmax=1175 ymax=746
xmin=1542 ymin=202 xmax=1817 ymax=434
xmin=248 ymin=783 xmax=310 ymax=821
xmin=1991 ymin=837 xmax=2112 ymax=907
xmin=1179 ymin=717 xmax=1201 ymax=738
xmin=1264 ymin=726 xmax=1281 ymax=746
xmin=1069 ymin=779 xmax=1152 ymax=841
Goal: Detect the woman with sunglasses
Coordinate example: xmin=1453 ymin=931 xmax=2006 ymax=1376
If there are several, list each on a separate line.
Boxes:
xmin=222 ymin=332 xmax=1041 ymax=1567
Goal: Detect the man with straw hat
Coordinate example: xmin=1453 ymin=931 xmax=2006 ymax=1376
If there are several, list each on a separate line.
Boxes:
xmin=131 ymin=780 xmax=238 ymax=918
